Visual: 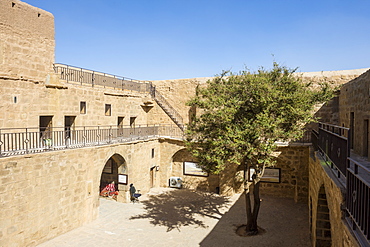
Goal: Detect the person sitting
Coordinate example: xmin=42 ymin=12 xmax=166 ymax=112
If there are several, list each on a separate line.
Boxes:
xmin=129 ymin=183 xmax=138 ymax=202
xmin=100 ymin=181 xmax=118 ymax=198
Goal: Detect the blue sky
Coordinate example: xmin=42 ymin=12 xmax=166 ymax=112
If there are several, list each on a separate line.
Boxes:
xmin=23 ymin=0 xmax=370 ymax=80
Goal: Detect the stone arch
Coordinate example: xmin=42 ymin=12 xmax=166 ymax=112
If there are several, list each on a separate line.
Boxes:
xmin=171 ymin=148 xmax=195 ymax=177
xmin=99 ymin=153 xmax=127 ymax=196
xmin=315 ymin=184 xmax=332 ymax=247
xmin=171 ymin=148 xmax=219 ymax=192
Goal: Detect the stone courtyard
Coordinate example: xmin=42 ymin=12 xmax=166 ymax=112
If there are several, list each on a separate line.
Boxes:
xmin=1 ymin=1 xmax=369 ymax=246
xmin=37 ymin=188 xmax=310 ymax=247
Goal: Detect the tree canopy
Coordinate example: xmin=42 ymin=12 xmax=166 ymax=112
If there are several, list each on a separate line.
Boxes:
xmin=185 ymin=63 xmax=333 ymax=174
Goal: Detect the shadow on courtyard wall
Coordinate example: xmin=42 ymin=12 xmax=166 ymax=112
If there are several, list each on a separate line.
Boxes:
xmin=129 ymin=189 xmax=231 ymax=232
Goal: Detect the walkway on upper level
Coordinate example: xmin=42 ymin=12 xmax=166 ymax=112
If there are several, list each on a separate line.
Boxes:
xmin=53 ymin=64 xmax=184 ymax=130
xmin=0 ymin=125 xmax=183 ymax=158
xmin=313 ymin=122 xmax=370 ymax=245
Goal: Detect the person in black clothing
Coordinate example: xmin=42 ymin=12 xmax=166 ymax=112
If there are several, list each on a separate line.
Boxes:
xmin=129 ymin=183 xmax=136 ymax=202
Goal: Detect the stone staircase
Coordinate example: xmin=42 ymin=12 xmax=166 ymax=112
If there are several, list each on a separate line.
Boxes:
xmin=150 ymin=85 xmax=184 ymax=131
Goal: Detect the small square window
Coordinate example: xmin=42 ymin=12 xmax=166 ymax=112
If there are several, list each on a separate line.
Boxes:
xmin=105 ymin=104 xmax=111 ymax=116
xmin=80 ymin=101 xmax=86 ymax=114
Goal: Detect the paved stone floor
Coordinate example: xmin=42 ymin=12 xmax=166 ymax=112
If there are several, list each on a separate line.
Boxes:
xmin=37 ymin=188 xmax=311 ymax=247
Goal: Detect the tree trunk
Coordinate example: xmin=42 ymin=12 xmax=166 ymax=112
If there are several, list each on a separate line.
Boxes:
xmin=244 ymin=188 xmax=253 ymax=229
xmin=251 ymin=180 xmax=261 ymax=231
xmin=243 ymin=163 xmax=262 ymax=235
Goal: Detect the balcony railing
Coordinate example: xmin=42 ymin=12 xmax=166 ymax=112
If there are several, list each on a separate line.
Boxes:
xmin=346 ymin=158 xmax=370 ymax=245
xmin=53 ymin=63 xmax=184 ymax=130
xmin=312 ymin=122 xmax=369 ymax=245
xmin=0 ymin=125 xmax=184 ymax=158
xmin=53 ymin=63 xmax=152 ymax=93
xmin=314 ymin=122 xmax=350 ymax=178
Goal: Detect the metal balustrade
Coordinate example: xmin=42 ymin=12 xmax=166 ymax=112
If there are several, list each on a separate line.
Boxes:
xmin=53 ymin=63 xmax=152 ymax=93
xmin=346 ymin=158 xmax=370 ymax=245
xmin=0 ymin=125 xmax=184 ymax=158
xmin=53 ymin=63 xmax=184 ymax=130
xmin=150 ymin=88 xmax=184 ymax=130
xmin=312 ymin=122 xmax=369 ymax=244
xmin=315 ymin=122 xmax=350 ymax=178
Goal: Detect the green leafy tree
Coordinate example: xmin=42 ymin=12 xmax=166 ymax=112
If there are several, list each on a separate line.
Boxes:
xmin=185 ymin=63 xmax=333 ymax=235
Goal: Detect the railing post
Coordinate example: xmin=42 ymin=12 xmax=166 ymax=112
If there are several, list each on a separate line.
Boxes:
xmin=66 ymin=65 xmax=69 ymax=83
xmin=25 ymin=128 xmax=29 ymax=154
xmin=97 ymin=126 xmax=100 ymax=145
xmin=109 ymin=126 xmax=112 ymax=143
xmin=80 ymin=68 xmax=83 ymax=86
xmin=92 ymin=71 xmax=95 ymax=87
xmin=83 ymin=126 xmax=86 ymax=147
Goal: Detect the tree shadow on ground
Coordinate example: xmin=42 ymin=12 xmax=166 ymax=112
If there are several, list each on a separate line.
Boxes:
xmin=199 ymin=195 xmax=311 ymax=247
xmin=129 ymin=189 xmax=231 ymax=232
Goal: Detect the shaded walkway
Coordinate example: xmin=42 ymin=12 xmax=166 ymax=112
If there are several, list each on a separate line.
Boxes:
xmin=37 ymin=189 xmax=310 ymax=247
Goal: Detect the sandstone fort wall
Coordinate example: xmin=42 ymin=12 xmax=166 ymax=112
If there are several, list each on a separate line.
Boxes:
xmin=0 ymin=0 xmax=368 ymax=246
xmin=0 ymin=139 xmax=169 ymax=246
xmin=338 ymin=70 xmax=370 ymax=158
xmin=0 ymin=0 xmax=54 ymax=82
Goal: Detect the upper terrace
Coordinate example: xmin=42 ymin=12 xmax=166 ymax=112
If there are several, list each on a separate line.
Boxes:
xmin=312 ymin=122 xmax=370 ymax=246
xmin=53 ymin=63 xmax=185 ymax=130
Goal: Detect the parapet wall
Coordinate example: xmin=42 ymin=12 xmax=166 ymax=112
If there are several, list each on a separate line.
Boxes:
xmin=153 ymin=69 xmax=370 ymax=127
xmin=0 ymin=0 xmax=55 ymax=82
xmin=0 ymin=78 xmax=155 ymax=129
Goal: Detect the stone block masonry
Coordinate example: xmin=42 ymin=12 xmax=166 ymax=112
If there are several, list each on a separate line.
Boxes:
xmin=0 ymin=0 xmax=55 ymax=82
xmin=0 ymin=139 xmax=169 ymax=246
xmin=309 ymin=153 xmax=360 ymax=247
xmin=259 ymin=145 xmax=310 ymax=203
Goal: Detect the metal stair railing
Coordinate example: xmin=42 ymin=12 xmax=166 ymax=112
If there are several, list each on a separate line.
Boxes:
xmin=53 ymin=63 xmax=184 ymax=131
xmin=150 ymin=85 xmax=184 ymax=130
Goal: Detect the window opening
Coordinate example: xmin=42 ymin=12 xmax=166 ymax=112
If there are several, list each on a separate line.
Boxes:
xmin=39 ymin=116 xmax=53 ymax=140
xmin=105 ymin=104 xmax=111 ymax=116
xmin=80 ymin=101 xmax=86 ymax=114
xmin=118 ymin=117 xmax=124 ymax=127
xmin=65 ymin=116 xmax=76 ymax=139
xmin=130 ymin=117 xmax=136 ymax=128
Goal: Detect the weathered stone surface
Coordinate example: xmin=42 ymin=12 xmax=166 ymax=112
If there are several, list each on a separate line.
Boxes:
xmin=1 ymin=1 xmax=367 ymax=247
xmin=309 ymin=153 xmax=360 ymax=247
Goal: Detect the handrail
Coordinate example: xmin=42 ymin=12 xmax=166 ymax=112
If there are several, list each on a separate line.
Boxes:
xmin=53 ymin=63 xmax=185 ymax=130
xmin=314 ymin=122 xmax=369 ymax=244
xmin=53 ymin=63 xmax=152 ymax=93
xmin=0 ymin=125 xmax=184 ymax=158
xmin=346 ymin=157 xmax=370 ymax=244
xmin=150 ymin=87 xmax=184 ymax=130
xmin=317 ymin=122 xmax=350 ymax=178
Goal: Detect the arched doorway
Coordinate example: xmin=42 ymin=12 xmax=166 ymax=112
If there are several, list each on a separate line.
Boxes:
xmin=100 ymin=154 xmax=127 ymax=200
xmin=171 ymin=149 xmax=219 ymax=192
xmin=315 ymin=185 xmax=332 ymax=246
